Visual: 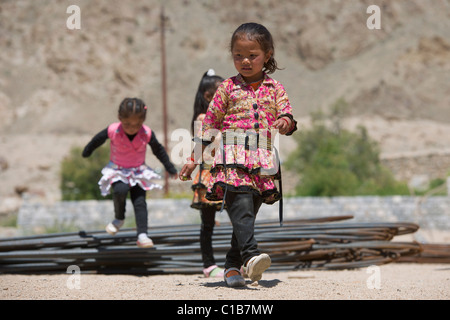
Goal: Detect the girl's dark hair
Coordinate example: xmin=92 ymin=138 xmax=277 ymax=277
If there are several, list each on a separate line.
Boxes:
xmin=230 ymin=22 xmax=280 ymax=74
xmin=190 ymin=70 xmax=224 ymax=134
xmin=118 ymin=97 xmax=147 ymax=120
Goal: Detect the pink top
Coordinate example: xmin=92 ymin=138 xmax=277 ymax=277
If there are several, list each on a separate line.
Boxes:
xmin=108 ymin=122 xmax=152 ymax=168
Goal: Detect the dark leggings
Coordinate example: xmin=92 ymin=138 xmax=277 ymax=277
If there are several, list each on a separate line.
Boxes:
xmin=224 ymin=191 xmax=263 ymax=270
xmin=200 ymin=206 xmax=218 ymax=268
xmin=112 ymin=181 xmax=148 ymax=235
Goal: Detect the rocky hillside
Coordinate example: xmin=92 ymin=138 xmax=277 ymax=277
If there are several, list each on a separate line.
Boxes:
xmin=0 ymin=0 xmax=449 ymax=211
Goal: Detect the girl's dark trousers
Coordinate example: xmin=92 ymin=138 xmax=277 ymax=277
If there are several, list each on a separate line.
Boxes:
xmin=112 ymin=181 xmax=148 ymax=235
xmin=200 ymin=206 xmax=218 ymax=268
xmin=223 ymin=190 xmax=263 ymax=270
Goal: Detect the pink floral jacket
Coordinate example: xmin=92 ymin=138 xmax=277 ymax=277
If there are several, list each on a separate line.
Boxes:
xmin=201 ymin=73 xmax=297 ymax=203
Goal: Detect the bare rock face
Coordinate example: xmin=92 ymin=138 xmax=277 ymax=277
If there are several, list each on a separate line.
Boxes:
xmin=0 ymin=156 xmax=8 ymax=172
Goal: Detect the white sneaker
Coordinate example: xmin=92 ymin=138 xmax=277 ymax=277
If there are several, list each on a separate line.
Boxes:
xmin=244 ymin=254 xmax=271 ymax=282
xmin=105 ymin=219 xmax=124 ymax=235
xmin=137 ymin=234 xmax=154 ymax=248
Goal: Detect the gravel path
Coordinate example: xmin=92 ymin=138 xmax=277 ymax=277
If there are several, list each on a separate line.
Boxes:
xmin=1 ymin=263 xmax=448 ymax=301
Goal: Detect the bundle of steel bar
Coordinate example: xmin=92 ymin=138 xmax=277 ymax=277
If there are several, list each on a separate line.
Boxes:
xmin=397 ymin=243 xmax=450 ymax=264
xmin=0 ymin=215 xmax=434 ymax=275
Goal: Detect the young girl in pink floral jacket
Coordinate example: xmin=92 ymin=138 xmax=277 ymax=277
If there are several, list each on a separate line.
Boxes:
xmin=180 ymin=23 xmax=297 ymax=287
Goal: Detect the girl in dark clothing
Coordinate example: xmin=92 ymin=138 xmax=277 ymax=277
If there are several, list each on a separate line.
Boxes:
xmin=190 ymin=70 xmax=225 ymax=278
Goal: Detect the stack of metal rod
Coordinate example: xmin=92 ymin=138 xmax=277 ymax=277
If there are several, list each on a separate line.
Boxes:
xmin=0 ymin=216 xmax=429 ymax=274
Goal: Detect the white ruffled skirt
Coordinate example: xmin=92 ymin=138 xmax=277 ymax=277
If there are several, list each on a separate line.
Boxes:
xmin=98 ymin=162 xmax=162 ymax=196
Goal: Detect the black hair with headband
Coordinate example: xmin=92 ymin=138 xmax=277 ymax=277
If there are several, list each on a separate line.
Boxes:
xmin=190 ymin=70 xmax=224 ymax=135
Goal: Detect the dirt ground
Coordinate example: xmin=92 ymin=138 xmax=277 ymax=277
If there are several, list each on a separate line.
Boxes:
xmin=0 ymin=263 xmax=448 ymax=301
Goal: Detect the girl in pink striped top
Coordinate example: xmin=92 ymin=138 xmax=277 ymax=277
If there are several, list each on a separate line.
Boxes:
xmin=83 ymin=97 xmax=177 ymax=248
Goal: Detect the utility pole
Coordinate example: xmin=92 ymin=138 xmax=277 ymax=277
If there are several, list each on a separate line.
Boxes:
xmin=160 ymin=6 xmax=169 ymax=196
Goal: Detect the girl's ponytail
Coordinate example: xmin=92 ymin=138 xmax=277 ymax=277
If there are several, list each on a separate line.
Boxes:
xmin=190 ymin=70 xmax=224 ymax=135
xmin=264 ymin=56 xmax=278 ymax=74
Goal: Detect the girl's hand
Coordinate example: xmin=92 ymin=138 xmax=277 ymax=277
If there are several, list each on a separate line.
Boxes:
xmin=273 ymin=117 xmax=292 ymax=135
xmin=169 ymin=173 xmax=179 ymax=180
xmin=179 ymin=163 xmax=197 ymax=181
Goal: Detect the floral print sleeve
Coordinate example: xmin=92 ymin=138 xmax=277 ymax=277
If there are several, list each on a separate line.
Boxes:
xmin=275 ymin=83 xmax=297 ymax=136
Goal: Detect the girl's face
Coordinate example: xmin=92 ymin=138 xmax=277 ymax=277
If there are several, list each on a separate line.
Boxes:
xmin=119 ymin=114 xmax=145 ymax=135
xmin=204 ymin=82 xmax=221 ymax=103
xmin=232 ymin=37 xmax=271 ymax=83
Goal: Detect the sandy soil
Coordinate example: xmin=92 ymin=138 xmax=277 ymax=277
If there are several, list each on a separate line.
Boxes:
xmin=0 ymin=263 xmax=448 ymax=301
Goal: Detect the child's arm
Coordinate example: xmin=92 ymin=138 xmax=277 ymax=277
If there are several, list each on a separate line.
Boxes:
xmin=82 ymin=128 xmax=108 ymax=157
xmin=180 ymin=82 xmax=227 ymax=181
xmin=273 ymin=83 xmax=298 ymax=136
xmin=148 ymin=132 xmax=177 ymax=176
xmin=178 ymin=142 xmax=205 ymax=181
